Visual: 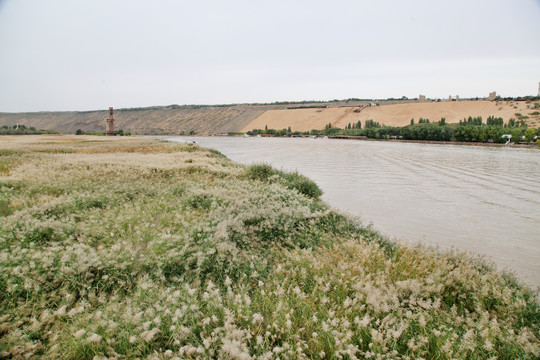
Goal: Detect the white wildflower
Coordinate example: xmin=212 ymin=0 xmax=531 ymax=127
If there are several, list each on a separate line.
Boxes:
xmin=252 ymin=313 xmax=264 ymax=324
xmin=87 ymin=333 xmax=102 ymax=343
xmin=141 ymin=327 xmax=160 ymax=342
xmin=132 ymin=311 xmax=143 ymax=323
xmin=55 ymin=305 xmax=67 ymax=316
xmin=286 ymin=319 xmax=292 ymax=328
xmin=74 ymin=329 xmax=86 ymax=338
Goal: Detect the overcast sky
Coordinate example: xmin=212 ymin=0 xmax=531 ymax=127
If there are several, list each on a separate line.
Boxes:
xmin=1 ymin=0 xmax=539 ymax=112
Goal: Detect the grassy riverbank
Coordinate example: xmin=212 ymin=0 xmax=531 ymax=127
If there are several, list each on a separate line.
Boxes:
xmin=0 ymin=136 xmax=538 ymax=359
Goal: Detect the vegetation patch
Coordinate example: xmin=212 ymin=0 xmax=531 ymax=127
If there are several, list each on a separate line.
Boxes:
xmin=0 ymin=137 xmax=537 ymax=359
xmin=247 ymin=163 xmax=323 ymax=199
xmin=248 ymin=115 xmax=540 ymax=144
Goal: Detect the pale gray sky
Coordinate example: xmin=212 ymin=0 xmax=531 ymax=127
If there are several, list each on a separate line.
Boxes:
xmin=1 ymin=0 xmax=539 ymax=112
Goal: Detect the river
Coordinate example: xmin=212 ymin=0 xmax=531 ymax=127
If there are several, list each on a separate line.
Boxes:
xmin=166 ymin=136 xmax=540 ymax=289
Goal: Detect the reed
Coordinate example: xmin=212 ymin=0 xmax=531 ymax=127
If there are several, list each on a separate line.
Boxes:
xmin=0 ymin=137 xmax=537 ymax=359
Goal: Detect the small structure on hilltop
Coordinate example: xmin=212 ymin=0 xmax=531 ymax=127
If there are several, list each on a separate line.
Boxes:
xmin=448 ymin=95 xmax=459 ymax=102
xmin=106 ymin=107 xmax=115 ymax=136
xmin=488 ymin=91 xmax=497 ymax=101
xmin=418 ymin=94 xmax=426 ymax=102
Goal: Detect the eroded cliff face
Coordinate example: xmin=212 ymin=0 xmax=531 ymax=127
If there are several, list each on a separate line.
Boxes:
xmin=0 ymin=104 xmax=266 ymax=135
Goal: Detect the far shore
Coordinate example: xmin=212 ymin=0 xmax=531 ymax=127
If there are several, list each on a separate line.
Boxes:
xmin=162 ymin=133 xmax=540 ymax=149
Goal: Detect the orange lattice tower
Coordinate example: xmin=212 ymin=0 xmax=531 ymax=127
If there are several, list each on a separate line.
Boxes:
xmin=106 ymin=107 xmax=115 ymax=136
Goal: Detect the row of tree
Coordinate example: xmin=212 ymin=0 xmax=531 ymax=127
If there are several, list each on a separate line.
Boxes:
xmin=75 ymin=129 xmax=132 ymax=136
xmin=0 ymin=125 xmax=57 ymax=135
xmin=247 ymin=119 xmax=539 ymax=144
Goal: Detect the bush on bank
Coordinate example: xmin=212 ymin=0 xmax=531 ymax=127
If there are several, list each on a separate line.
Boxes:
xmin=0 ymin=138 xmax=538 ymax=359
xmin=246 ymin=163 xmax=323 ymax=199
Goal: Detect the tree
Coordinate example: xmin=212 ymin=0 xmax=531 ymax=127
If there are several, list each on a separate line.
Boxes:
xmin=511 ymin=128 xmax=523 ymax=143
xmin=524 ymin=127 xmax=536 ymax=143
xmin=75 ymin=129 xmax=84 ymax=135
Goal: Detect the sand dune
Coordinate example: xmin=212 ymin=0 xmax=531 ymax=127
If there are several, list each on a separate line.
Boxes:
xmin=241 ymin=100 xmax=538 ymax=132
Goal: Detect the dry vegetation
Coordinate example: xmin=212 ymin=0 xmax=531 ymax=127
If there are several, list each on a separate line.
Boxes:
xmin=0 ymin=136 xmax=538 ymax=359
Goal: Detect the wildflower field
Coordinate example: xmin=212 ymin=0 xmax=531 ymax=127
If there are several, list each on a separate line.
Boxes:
xmin=0 ymin=136 xmax=538 ymax=359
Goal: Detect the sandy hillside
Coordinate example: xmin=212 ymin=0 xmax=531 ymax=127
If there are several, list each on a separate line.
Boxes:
xmin=241 ymin=100 xmax=539 ymax=132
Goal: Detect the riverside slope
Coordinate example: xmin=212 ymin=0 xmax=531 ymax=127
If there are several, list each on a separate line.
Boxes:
xmin=2 ymin=99 xmax=538 ymax=135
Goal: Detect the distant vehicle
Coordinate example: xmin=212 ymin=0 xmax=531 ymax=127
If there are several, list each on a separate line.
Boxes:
xmin=501 ymin=134 xmax=512 ymax=145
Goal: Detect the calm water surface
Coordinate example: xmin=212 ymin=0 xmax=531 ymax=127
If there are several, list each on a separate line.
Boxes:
xmin=167 ymin=136 xmax=540 ymax=288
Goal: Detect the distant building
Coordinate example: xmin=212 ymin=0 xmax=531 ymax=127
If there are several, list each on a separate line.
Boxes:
xmin=106 ymin=107 xmax=115 ymax=136
xmin=488 ymin=91 xmax=497 ymax=101
xmin=418 ymin=95 xmax=426 ymax=102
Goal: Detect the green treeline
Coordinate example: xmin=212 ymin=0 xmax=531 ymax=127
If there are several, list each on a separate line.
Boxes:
xmin=0 ymin=124 xmax=57 ymax=135
xmin=247 ymin=116 xmax=540 ymax=144
xmin=75 ymin=129 xmax=132 ymax=136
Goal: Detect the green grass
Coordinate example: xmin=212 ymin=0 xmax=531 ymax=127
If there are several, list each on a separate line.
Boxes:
xmin=0 ymin=137 xmax=537 ymax=359
xmin=246 ymin=163 xmax=323 ymax=199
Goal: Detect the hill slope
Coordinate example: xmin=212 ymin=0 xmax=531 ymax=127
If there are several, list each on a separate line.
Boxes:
xmin=0 ymin=105 xmax=266 ymax=135
xmin=242 ymin=100 xmax=539 ymax=132
xmin=1 ymin=100 xmax=538 ymax=135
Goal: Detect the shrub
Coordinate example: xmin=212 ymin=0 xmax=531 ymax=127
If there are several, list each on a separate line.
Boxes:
xmin=246 ymin=164 xmax=323 ymax=199
xmin=246 ymin=163 xmax=275 ymax=181
xmin=278 ymin=170 xmax=323 ymax=199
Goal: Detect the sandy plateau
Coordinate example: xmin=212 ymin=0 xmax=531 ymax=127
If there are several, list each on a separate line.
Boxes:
xmin=241 ymin=100 xmax=538 ymax=132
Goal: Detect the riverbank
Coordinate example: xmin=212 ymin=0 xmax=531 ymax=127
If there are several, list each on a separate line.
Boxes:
xmin=240 ymin=134 xmax=539 ymax=148
xmin=0 ymin=136 xmax=538 ymax=359
xmin=241 ymin=100 xmax=540 ymax=132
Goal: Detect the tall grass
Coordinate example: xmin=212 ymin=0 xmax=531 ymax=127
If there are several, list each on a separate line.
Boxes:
xmin=0 ymin=137 xmax=537 ymax=359
xmin=246 ymin=163 xmax=323 ymax=199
